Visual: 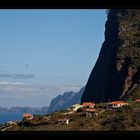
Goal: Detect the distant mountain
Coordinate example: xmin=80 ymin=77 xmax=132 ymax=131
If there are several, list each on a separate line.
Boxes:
xmin=81 ymin=9 xmax=140 ymax=103
xmin=0 ymin=108 xmax=9 ymax=113
xmin=0 ymin=106 xmax=49 ymax=115
xmin=0 ymin=86 xmax=85 ymax=115
xmin=47 ymin=87 xmax=85 ymax=113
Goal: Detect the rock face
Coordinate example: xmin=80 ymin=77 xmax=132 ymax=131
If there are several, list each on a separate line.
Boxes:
xmin=81 ymin=9 xmax=140 ymax=103
xmin=47 ymin=87 xmax=85 ymax=113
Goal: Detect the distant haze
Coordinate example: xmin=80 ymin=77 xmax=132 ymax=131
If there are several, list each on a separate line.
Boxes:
xmin=0 ymin=9 xmax=107 ymax=107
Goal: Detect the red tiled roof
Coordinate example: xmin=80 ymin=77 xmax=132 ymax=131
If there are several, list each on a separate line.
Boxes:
xmin=82 ymin=102 xmax=95 ymax=107
xmin=109 ymin=101 xmax=126 ymax=105
xmin=22 ymin=113 xmax=33 ymax=117
xmin=85 ymin=108 xmax=97 ymax=112
xmin=134 ymin=99 xmax=140 ymax=102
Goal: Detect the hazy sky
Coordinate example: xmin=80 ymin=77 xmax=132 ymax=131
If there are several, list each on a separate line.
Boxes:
xmin=0 ymin=9 xmax=107 ymax=107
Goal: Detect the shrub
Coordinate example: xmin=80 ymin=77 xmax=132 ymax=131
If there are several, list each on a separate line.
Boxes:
xmin=59 ymin=109 xmax=68 ymax=113
xmin=77 ymin=107 xmax=83 ymax=112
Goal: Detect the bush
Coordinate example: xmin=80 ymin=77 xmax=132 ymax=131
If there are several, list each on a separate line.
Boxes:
xmin=59 ymin=109 xmax=68 ymax=113
xmin=95 ymin=103 xmax=107 ymax=108
xmin=77 ymin=107 xmax=84 ymax=112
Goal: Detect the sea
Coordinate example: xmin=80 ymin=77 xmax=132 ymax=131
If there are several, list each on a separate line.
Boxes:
xmin=0 ymin=112 xmax=46 ymax=124
xmin=0 ymin=112 xmax=23 ymax=124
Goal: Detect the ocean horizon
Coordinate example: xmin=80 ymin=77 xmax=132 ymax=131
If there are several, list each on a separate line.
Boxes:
xmin=0 ymin=112 xmax=23 ymax=124
xmin=0 ymin=112 xmax=47 ymax=124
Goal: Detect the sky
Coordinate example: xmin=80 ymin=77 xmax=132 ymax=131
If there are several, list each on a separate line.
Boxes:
xmin=0 ymin=9 xmax=107 ymax=107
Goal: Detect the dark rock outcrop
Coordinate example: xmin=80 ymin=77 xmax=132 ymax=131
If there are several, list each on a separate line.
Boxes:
xmin=47 ymin=87 xmax=85 ymax=113
xmin=81 ymin=9 xmax=140 ymax=103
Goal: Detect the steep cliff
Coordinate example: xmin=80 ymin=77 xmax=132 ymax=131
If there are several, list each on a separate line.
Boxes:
xmin=81 ymin=9 xmax=140 ymax=103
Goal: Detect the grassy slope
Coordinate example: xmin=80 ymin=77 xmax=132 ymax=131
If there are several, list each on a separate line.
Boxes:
xmin=4 ymin=101 xmax=140 ymax=131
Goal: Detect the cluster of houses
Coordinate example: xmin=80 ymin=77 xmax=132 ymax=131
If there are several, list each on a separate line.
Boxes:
xmin=2 ymin=99 xmax=140 ymax=130
xmin=69 ymin=100 xmax=130 ymax=117
xmin=21 ymin=101 xmax=130 ymax=125
xmin=59 ymin=100 xmax=130 ymax=121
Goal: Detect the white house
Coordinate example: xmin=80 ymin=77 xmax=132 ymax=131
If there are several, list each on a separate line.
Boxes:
xmin=57 ymin=118 xmax=70 ymax=125
xmin=6 ymin=121 xmax=17 ymax=126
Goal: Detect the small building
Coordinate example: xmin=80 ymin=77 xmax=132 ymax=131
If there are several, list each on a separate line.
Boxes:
xmin=0 ymin=124 xmax=5 ymax=129
xmin=57 ymin=118 xmax=69 ymax=125
xmin=85 ymin=108 xmax=98 ymax=117
xmin=6 ymin=121 xmax=17 ymax=126
xmin=22 ymin=113 xmax=33 ymax=120
xmin=82 ymin=102 xmax=95 ymax=108
xmin=107 ymin=101 xmax=128 ymax=109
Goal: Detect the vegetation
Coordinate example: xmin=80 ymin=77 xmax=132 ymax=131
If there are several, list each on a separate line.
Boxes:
xmin=125 ymin=85 xmax=140 ymax=100
xmin=76 ymin=107 xmax=84 ymax=112
xmin=116 ymin=10 xmax=140 ymax=71
xmin=95 ymin=102 xmax=107 ymax=108
xmin=2 ymin=100 xmax=140 ymax=131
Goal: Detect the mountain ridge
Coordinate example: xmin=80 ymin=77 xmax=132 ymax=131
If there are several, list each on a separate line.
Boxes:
xmin=0 ymin=106 xmax=49 ymax=114
xmin=47 ymin=87 xmax=85 ymax=113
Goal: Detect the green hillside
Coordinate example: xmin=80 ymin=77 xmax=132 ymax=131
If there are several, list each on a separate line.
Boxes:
xmin=1 ymin=100 xmax=140 ymax=131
